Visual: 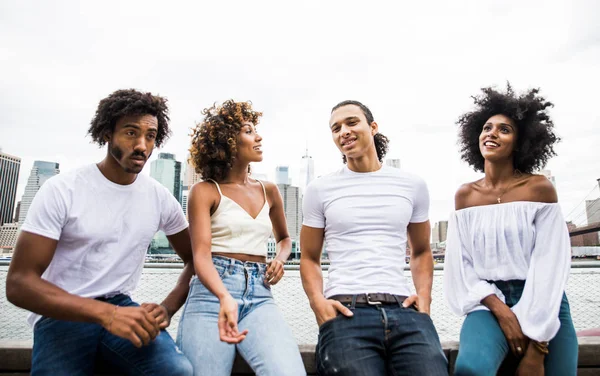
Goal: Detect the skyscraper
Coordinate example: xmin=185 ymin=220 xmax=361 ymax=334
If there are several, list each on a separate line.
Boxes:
xmin=432 ymin=220 xmax=449 ymax=244
xmin=184 ymin=154 xmax=202 ymax=190
xmin=0 ymin=222 xmax=20 ymax=253
xmin=182 ymin=190 xmax=189 ymax=218
xmin=18 ymin=161 xmax=60 ymax=223
xmin=275 ymin=166 xmax=290 ymax=185
xmin=277 ymin=183 xmax=302 ymax=240
xmin=299 ymin=149 xmax=315 ymax=193
xmin=150 ymin=153 xmax=182 ymax=203
xmin=385 ymin=158 xmax=401 ymax=169
xmin=0 ymin=151 xmax=21 ymax=225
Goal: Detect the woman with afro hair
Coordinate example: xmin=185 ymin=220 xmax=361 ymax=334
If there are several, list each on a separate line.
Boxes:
xmin=176 ymin=100 xmax=305 ymax=376
xmin=443 ymin=84 xmax=577 ymax=376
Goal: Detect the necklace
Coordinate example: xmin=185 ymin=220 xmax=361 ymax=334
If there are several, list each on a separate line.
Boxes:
xmin=488 ymin=170 xmax=523 ymax=204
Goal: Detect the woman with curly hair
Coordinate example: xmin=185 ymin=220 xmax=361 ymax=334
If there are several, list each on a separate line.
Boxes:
xmin=443 ymin=84 xmax=578 ymax=375
xmin=176 ymin=100 xmax=305 ymax=376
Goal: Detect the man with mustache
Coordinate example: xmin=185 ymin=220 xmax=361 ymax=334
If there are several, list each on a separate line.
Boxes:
xmin=300 ymin=100 xmax=448 ymax=375
xmin=6 ymin=89 xmax=193 ymax=375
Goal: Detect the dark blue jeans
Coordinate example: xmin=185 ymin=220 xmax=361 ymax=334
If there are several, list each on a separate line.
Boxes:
xmin=454 ymin=280 xmax=578 ymax=376
xmin=32 ymin=294 xmax=193 ymax=376
xmin=316 ymin=301 xmax=448 ymax=376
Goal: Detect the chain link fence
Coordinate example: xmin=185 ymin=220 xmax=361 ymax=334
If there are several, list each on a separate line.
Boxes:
xmin=2 ymin=266 xmax=599 ymax=343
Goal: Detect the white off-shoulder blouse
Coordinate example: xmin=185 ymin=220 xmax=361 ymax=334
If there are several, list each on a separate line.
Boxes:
xmin=443 ymin=201 xmax=571 ymax=342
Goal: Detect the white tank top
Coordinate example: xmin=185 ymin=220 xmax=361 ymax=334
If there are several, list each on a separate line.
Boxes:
xmin=208 ymin=179 xmax=271 ymax=257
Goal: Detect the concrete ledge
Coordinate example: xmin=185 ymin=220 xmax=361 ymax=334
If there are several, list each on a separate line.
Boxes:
xmin=1 ymin=338 xmax=599 ymax=375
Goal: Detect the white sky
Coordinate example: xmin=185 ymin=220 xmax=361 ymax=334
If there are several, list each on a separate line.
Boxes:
xmin=1 ymin=0 xmax=599 ymax=225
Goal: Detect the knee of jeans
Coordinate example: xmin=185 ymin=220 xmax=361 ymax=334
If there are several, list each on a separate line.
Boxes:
xmin=454 ymin=356 xmax=493 ymax=376
xmin=169 ymin=356 xmax=194 ymax=376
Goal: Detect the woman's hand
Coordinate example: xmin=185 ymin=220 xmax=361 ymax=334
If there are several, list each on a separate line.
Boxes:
xmin=494 ymin=304 xmax=529 ymax=357
xmin=218 ymin=294 xmax=248 ymax=344
xmin=265 ymin=259 xmax=285 ymax=285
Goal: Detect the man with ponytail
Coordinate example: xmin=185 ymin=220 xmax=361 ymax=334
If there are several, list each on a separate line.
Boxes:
xmin=300 ymin=100 xmax=447 ymax=375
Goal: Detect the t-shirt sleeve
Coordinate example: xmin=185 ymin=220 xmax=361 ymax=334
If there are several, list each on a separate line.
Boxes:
xmin=20 ymin=178 xmax=68 ymax=241
xmin=410 ymin=176 xmax=430 ymax=223
xmin=302 ymin=180 xmax=325 ymax=229
xmin=158 ymin=188 xmax=188 ymax=236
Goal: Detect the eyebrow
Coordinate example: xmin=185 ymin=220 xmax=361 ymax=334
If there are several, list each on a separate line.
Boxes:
xmin=330 ymin=116 xmax=360 ymax=129
xmin=485 ymin=122 xmax=515 ymax=130
xmin=122 ymin=124 xmax=157 ymax=132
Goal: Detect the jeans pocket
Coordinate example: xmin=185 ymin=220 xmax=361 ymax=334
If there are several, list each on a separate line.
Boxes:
xmin=318 ymin=313 xmax=342 ymax=332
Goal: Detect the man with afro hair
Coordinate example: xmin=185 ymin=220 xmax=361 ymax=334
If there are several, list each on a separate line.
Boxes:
xmin=7 ymin=89 xmax=193 ymax=375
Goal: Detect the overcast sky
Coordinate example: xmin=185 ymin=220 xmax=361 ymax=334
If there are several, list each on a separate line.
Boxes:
xmin=1 ymin=0 xmax=599 ymax=225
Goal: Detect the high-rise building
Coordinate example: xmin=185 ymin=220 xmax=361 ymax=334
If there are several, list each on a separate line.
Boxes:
xmin=184 ymin=154 xmax=202 ymax=190
xmin=277 ymin=183 xmax=302 ymax=240
xmin=18 ymin=161 xmax=60 ymax=223
xmin=150 ymin=153 xmax=182 ymax=203
xmin=299 ymin=149 xmax=315 ymax=193
xmin=585 ymin=178 xmax=600 ymax=225
xmin=432 ymin=220 xmax=449 ymax=244
xmin=0 ymin=151 xmax=21 ymax=225
xmin=13 ymin=201 xmax=20 ymax=223
xmin=0 ymin=222 xmax=20 ymax=253
xmin=182 ymin=190 xmax=189 ymax=218
xmin=275 ymin=166 xmax=290 ymax=185
xmin=385 ymin=158 xmax=401 ymax=169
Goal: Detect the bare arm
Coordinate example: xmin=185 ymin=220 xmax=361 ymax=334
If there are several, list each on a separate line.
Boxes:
xmin=6 ymin=231 xmax=158 ymax=347
xmin=300 ymin=225 xmax=352 ymax=325
xmin=264 ymin=182 xmax=291 ymax=284
xmin=406 ymin=220 xmax=434 ymax=314
xmin=142 ymin=228 xmax=195 ymax=328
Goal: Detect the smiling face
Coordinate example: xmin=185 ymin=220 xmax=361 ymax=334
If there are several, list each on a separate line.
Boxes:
xmin=106 ymin=114 xmax=158 ymax=174
xmin=329 ymin=104 xmax=378 ymax=161
xmin=479 ymin=114 xmax=518 ymax=163
xmin=235 ymin=121 xmax=263 ymax=163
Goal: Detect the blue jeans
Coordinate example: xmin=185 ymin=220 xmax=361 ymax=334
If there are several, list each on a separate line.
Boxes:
xmin=316 ymin=300 xmax=448 ymax=376
xmin=32 ymin=294 xmax=193 ymax=376
xmin=176 ymin=256 xmax=305 ymax=376
xmin=454 ymin=280 xmax=578 ymax=376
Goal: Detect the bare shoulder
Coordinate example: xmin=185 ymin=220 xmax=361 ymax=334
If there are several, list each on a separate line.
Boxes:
xmin=189 ymin=181 xmax=219 ymax=201
xmin=454 ymin=181 xmax=478 ymax=210
xmin=526 ymin=174 xmax=557 ymax=203
xmin=258 ymin=179 xmax=280 ymax=197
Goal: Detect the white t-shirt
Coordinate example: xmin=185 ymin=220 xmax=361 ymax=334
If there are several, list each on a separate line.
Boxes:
xmin=302 ymin=165 xmax=429 ymax=298
xmin=20 ymin=164 xmax=188 ymax=326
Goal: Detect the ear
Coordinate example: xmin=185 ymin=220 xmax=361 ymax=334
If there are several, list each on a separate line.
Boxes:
xmin=104 ymin=133 xmax=111 ymax=142
xmin=370 ymin=121 xmax=379 ymax=135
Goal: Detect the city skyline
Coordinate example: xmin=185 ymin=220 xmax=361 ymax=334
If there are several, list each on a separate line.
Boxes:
xmin=0 ymin=150 xmax=21 ymax=225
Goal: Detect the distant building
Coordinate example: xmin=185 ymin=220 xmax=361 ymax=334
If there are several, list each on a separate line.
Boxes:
xmin=0 ymin=222 xmax=20 ymax=253
xmin=13 ymin=201 xmax=20 ymax=223
xmin=568 ymin=222 xmax=599 ymax=247
xmin=299 ymin=149 xmax=315 ymax=193
xmin=151 ymin=153 xmax=182 ymax=203
xmin=184 ymin=155 xmax=202 ymax=190
xmin=182 ymin=190 xmax=189 ymax=218
xmin=275 ymin=166 xmax=290 ymax=185
xmin=385 ymin=158 xmax=401 ymax=169
xmin=432 ymin=220 xmax=448 ymax=244
xmin=277 ymin=183 xmax=302 ymax=240
xmin=0 ymin=151 xmax=21 ymax=225
xmin=150 ymin=153 xmax=183 ymax=253
xmin=18 ymin=161 xmax=60 ymax=223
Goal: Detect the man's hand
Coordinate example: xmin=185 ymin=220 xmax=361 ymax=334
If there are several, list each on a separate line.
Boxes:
xmin=218 ymin=294 xmax=248 ymax=344
xmin=311 ymin=297 xmax=353 ymax=326
xmin=516 ymin=343 xmax=545 ymax=376
xmin=402 ymin=294 xmax=432 ymax=315
xmin=141 ymin=303 xmax=170 ymax=329
xmin=102 ymin=306 xmax=160 ymax=348
xmin=265 ymin=259 xmax=284 ymax=285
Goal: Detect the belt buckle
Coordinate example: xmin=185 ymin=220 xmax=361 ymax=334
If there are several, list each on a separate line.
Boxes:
xmin=366 ymin=293 xmax=382 ymax=306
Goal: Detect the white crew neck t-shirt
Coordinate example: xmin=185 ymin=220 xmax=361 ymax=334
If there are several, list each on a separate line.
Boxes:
xmin=20 ymin=164 xmax=188 ymax=326
xmin=302 ymin=165 xmax=429 ymax=298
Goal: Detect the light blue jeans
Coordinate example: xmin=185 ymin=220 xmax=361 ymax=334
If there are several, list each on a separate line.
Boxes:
xmin=177 ymin=256 xmax=306 ymax=376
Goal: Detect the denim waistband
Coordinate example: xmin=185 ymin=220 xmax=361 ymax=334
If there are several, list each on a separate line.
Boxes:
xmin=212 ymin=255 xmax=268 ymax=274
xmin=487 ymin=279 xmax=525 ymax=307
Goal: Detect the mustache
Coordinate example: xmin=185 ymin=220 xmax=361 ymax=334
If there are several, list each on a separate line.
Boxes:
xmin=131 ymin=151 xmax=147 ymax=159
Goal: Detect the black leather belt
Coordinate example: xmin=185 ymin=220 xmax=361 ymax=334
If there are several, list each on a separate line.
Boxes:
xmin=330 ymin=293 xmax=409 ymax=305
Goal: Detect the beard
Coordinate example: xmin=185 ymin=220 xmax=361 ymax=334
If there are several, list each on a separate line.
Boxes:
xmin=109 ymin=142 xmax=148 ymax=174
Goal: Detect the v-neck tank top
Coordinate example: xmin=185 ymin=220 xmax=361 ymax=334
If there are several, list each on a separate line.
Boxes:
xmin=207 ymin=179 xmax=271 ymax=257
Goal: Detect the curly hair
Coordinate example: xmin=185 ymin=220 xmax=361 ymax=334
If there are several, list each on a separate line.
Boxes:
xmin=457 ymin=83 xmax=559 ymax=173
xmin=88 ymin=89 xmax=171 ymax=147
xmin=331 ymin=100 xmax=389 ymax=163
xmin=190 ymin=100 xmax=262 ymax=181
